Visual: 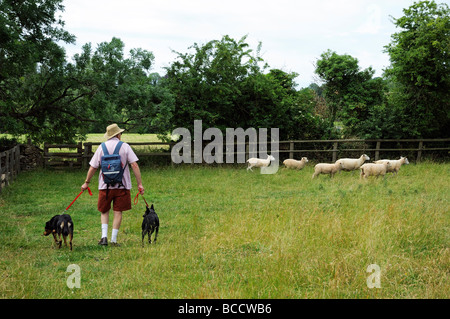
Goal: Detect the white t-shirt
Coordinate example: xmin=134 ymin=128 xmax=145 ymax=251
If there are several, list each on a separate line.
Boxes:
xmin=89 ymin=137 xmax=139 ymax=190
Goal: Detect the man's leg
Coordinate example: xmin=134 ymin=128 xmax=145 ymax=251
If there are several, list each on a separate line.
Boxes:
xmin=98 ymin=190 xmax=113 ymax=245
xmin=99 ymin=211 xmax=109 ymax=245
xmin=111 ymin=210 xmax=122 ymax=244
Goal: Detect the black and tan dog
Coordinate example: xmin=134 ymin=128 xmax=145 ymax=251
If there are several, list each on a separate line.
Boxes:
xmin=43 ymin=214 xmax=74 ymax=250
xmin=142 ymin=204 xmax=159 ymax=245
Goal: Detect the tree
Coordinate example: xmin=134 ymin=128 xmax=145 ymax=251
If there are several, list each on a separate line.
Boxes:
xmin=164 ymin=35 xmax=264 ymax=132
xmin=384 ymin=0 xmax=450 ymax=138
xmin=0 ymin=1 xmax=173 ymax=143
xmin=73 ymin=38 xmax=174 ymax=136
xmin=315 ymin=50 xmax=362 ymax=126
xmin=0 ymin=0 xmax=77 ymax=142
xmin=164 ymin=35 xmax=330 ymax=140
xmin=315 ymin=50 xmax=387 ymax=137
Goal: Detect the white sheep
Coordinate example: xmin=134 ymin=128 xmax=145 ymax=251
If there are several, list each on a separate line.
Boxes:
xmin=283 ymin=157 xmax=308 ymax=170
xmin=247 ymin=155 xmax=276 ymax=171
xmin=312 ymin=162 xmax=344 ymax=179
xmin=360 ymin=162 xmax=392 ymax=179
xmin=335 ymin=154 xmax=370 ymax=172
xmin=374 ymin=156 xmax=409 ymax=175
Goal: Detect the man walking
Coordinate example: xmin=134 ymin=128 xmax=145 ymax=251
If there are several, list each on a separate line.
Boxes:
xmin=81 ymin=124 xmax=145 ymax=246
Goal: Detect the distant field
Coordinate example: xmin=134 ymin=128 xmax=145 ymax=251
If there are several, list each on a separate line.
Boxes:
xmin=82 ymin=133 xmax=168 ymax=154
xmin=83 ymin=133 xmax=162 ymax=143
xmin=0 ymin=161 xmax=448 ymax=298
xmin=0 ymin=133 xmax=162 ymax=144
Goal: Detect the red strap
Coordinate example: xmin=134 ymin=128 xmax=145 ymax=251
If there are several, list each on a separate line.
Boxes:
xmin=134 ymin=190 xmax=149 ymax=207
xmin=133 ymin=192 xmax=140 ymax=205
xmin=66 ymin=187 xmax=92 ymax=211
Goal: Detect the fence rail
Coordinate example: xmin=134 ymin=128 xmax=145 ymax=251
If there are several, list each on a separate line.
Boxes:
xmin=0 ymin=144 xmax=20 ymax=193
xmin=44 ymin=142 xmax=83 ymax=169
xmin=40 ymin=138 xmax=450 ymax=169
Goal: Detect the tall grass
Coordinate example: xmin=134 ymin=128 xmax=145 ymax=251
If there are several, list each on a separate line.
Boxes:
xmin=0 ymin=162 xmax=448 ymax=298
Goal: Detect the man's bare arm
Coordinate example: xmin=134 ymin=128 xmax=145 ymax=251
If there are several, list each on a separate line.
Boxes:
xmin=130 ymin=161 xmax=145 ymax=194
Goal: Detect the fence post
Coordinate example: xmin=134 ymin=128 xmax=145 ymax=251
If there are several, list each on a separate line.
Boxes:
xmin=44 ymin=143 xmax=49 ymax=168
xmin=289 ymin=141 xmax=294 ymax=159
xmin=77 ymin=142 xmax=82 ymax=168
xmin=83 ymin=143 xmax=91 ymax=169
xmin=16 ymin=145 xmax=20 ymax=174
xmin=10 ymin=147 xmax=15 ymax=181
xmin=417 ymin=141 xmax=423 ymax=163
xmin=375 ymin=141 xmax=381 ymax=161
xmin=5 ymin=149 xmax=10 ymax=187
xmin=332 ymin=142 xmax=338 ymax=162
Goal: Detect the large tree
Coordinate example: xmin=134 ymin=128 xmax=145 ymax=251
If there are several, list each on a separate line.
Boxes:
xmin=384 ymin=0 xmax=450 ymax=138
xmin=0 ymin=0 xmax=77 ymax=142
xmin=72 ymin=38 xmax=174 ymax=136
xmin=315 ymin=50 xmax=387 ymax=137
xmin=0 ymin=1 xmax=173 ymax=143
xmin=164 ymin=35 xmax=330 ymax=140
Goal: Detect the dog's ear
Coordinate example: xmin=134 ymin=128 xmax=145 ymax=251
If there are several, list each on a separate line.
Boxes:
xmin=151 ymin=204 xmax=154 ymax=209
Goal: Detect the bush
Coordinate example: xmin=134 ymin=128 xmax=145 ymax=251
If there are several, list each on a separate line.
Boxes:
xmin=0 ymin=136 xmax=18 ymax=152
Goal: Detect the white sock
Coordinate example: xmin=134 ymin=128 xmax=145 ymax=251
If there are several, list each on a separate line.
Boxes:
xmin=101 ymin=224 xmax=108 ymax=239
xmin=111 ymin=229 xmax=119 ymax=243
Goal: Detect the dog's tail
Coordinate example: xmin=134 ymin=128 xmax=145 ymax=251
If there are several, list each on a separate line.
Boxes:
xmin=60 ymin=221 xmax=72 ymax=237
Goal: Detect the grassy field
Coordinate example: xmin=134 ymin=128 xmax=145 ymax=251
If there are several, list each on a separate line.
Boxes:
xmin=0 ymin=161 xmax=448 ymax=299
xmin=1 ymin=133 xmax=167 ymax=153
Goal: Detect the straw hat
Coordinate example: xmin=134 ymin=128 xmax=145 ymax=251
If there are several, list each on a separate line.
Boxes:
xmin=104 ymin=123 xmax=125 ymax=139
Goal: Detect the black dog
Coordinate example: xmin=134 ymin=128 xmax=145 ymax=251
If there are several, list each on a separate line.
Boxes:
xmin=142 ymin=204 xmax=159 ymax=245
xmin=43 ymin=214 xmax=74 ymax=250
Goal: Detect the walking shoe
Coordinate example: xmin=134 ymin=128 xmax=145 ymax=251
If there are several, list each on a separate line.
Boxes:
xmin=98 ymin=237 xmax=108 ymax=246
xmin=111 ymin=242 xmax=121 ymax=247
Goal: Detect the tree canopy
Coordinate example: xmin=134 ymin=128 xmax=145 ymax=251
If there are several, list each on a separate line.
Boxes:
xmin=384 ymin=0 xmax=450 ymax=138
xmin=164 ymin=35 xmax=330 ymax=140
xmin=0 ymin=0 xmax=448 ymax=143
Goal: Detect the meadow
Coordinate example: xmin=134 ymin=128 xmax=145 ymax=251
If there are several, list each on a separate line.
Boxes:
xmin=0 ymin=161 xmax=448 ymax=299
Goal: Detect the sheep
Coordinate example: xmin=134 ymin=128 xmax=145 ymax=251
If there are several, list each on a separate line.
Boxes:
xmin=335 ymin=154 xmax=370 ymax=172
xmin=374 ymin=156 xmax=409 ymax=175
xmin=312 ymin=162 xmax=344 ymax=179
xmin=247 ymin=155 xmax=275 ymax=171
xmin=283 ymin=157 xmax=308 ymax=170
xmin=360 ymin=162 xmax=392 ymax=179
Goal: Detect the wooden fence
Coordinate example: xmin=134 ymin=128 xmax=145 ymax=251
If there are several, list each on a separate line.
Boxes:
xmin=0 ymin=144 xmax=20 ymax=193
xmin=278 ymin=138 xmax=450 ymax=163
xmin=44 ymin=143 xmax=83 ymax=169
xmin=42 ymin=138 xmax=450 ymax=169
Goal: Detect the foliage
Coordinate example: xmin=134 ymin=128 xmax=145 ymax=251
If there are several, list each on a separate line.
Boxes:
xmin=71 ymin=39 xmax=175 ymax=136
xmin=384 ymin=0 xmax=450 ymax=138
xmin=1 ymin=0 xmax=448 ymax=142
xmin=0 ymin=0 xmax=77 ymax=143
xmin=315 ymin=50 xmax=388 ymax=138
xmin=0 ymin=1 xmax=173 ymax=143
xmin=0 ymin=136 xmax=18 ymax=152
xmin=164 ymin=35 xmax=331 ymax=140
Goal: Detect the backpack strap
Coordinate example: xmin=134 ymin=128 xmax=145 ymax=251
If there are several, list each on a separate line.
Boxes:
xmin=112 ymin=141 xmax=127 ymax=190
xmin=101 ymin=141 xmax=127 ymax=197
xmin=101 ymin=142 xmax=109 ymax=156
xmin=113 ymin=141 xmax=124 ymax=155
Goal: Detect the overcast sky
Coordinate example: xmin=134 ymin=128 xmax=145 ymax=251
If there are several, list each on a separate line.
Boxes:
xmin=60 ymin=0 xmax=418 ymax=88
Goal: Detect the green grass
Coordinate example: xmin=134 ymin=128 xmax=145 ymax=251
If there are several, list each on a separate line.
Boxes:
xmin=0 ymin=162 xmax=449 ymax=298
xmin=1 ymin=133 xmax=167 ymax=154
xmin=83 ymin=133 xmax=162 ymax=143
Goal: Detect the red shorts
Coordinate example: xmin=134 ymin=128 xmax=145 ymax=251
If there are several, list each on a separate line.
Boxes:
xmin=98 ymin=189 xmax=132 ymax=213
